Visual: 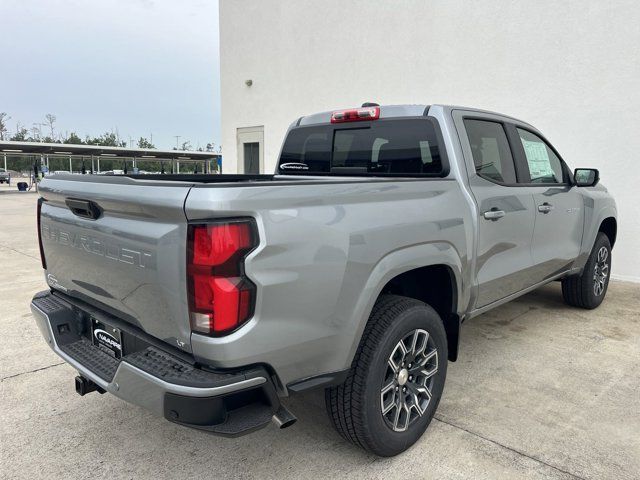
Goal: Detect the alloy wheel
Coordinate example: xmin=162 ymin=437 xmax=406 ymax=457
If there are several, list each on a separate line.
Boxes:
xmin=380 ymin=328 xmax=438 ymax=432
xmin=593 ymin=246 xmax=609 ymax=296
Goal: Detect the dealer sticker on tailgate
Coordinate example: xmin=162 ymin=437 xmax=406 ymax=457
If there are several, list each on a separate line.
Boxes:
xmin=91 ymin=318 xmax=123 ymax=359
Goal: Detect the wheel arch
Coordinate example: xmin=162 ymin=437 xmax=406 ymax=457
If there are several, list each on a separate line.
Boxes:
xmin=379 ymin=264 xmax=461 ymax=362
xmin=598 ymin=217 xmax=617 ymax=248
xmin=575 ymin=201 xmax=617 ymax=272
xmin=349 ymin=242 xmax=464 ymax=365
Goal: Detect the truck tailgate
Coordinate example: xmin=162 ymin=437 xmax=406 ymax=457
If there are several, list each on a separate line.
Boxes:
xmin=38 ymin=177 xmax=194 ymax=352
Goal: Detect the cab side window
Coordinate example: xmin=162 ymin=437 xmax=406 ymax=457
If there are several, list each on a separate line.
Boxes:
xmin=517 ymin=128 xmax=564 ymax=184
xmin=464 ymin=119 xmax=517 ymax=184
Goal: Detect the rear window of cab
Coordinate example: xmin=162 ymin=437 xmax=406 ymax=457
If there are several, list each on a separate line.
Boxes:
xmin=277 ymin=119 xmax=446 ymax=176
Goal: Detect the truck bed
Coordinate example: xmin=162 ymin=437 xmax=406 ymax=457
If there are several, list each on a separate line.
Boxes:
xmin=37 ymin=172 xmax=468 ymax=374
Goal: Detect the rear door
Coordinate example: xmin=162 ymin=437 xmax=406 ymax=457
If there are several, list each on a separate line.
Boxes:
xmin=38 ymin=177 xmax=194 ymax=352
xmin=453 ymin=111 xmax=537 ymax=308
xmin=511 ymin=127 xmax=584 ymax=280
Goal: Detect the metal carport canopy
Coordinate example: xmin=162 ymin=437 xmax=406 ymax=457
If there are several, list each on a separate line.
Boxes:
xmin=0 ymin=140 xmax=220 ymax=162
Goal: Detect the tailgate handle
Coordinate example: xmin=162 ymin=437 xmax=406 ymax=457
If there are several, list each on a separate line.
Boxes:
xmin=65 ymin=198 xmax=102 ymax=220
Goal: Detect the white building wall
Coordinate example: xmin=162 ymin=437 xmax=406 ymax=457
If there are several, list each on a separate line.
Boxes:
xmin=219 ymin=0 xmax=640 ymax=282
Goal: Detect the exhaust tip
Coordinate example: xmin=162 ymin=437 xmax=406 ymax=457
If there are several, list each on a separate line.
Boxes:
xmin=272 ymin=405 xmax=297 ymax=429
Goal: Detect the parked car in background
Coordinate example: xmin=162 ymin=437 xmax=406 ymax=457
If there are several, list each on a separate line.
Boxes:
xmin=31 ymin=104 xmax=617 ymax=456
xmin=0 ymin=168 xmax=10 ymax=184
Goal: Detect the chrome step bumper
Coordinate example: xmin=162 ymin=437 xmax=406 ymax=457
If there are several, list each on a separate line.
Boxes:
xmin=30 ymin=291 xmax=280 ymax=436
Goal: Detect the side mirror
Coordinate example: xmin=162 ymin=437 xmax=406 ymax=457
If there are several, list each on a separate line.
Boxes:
xmin=574 ymin=168 xmax=599 ymax=187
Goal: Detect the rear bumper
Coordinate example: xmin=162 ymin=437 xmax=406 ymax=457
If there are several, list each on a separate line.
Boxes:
xmin=30 ymin=290 xmax=282 ymax=436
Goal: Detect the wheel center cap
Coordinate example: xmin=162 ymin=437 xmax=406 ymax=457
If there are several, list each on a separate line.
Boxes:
xmin=398 ymin=368 xmax=409 ymax=386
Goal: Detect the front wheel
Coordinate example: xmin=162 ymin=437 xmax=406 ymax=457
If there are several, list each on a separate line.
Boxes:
xmin=562 ymin=232 xmax=612 ymax=309
xmin=325 ymin=295 xmax=448 ymax=456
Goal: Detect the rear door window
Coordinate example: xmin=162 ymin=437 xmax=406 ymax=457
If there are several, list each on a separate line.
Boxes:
xmin=278 ymin=119 xmax=444 ymax=176
xmin=464 ymin=119 xmax=517 ymax=184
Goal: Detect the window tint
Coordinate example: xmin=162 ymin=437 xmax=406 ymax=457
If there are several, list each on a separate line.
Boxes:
xmin=464 ymin=119 xmax=516 ymax=184
xmin=278 ymin=119 xmax=444 ymax=176
xmin=279 ymin=128 xmax=332 ymax=172
xmin=517 ymin=129 xmax=564 ymax=183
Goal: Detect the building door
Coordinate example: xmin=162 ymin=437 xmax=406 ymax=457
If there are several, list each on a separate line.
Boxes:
xmin=237 ymin=126 xmax=264 ymax=174
xmin=243 ymin=142 xmax=260 ymax=174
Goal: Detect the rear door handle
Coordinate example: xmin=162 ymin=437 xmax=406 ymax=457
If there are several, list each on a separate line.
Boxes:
xmin=537 ymin=202 xmax=554 ymax=214
xmin=483 ymin=208 xmax=505 ymax=220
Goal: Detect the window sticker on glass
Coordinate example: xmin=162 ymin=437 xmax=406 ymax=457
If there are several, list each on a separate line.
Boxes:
xmin=419 ymin=141 xmax=433 ymax=164
xmin=521 ymin=138 xmax=555 ymax=179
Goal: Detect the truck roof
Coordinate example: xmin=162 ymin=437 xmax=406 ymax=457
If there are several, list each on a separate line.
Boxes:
xmin=296 ymin=104 xmax=532 ymax=128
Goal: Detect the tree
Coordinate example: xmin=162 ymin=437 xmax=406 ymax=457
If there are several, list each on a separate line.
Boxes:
xmin=64 ymin=132 xmax=84 ymax=144
xmin=0 ymin=113 xmax=208 ymax=150
xmin=30 ymin=125 xmax=41 ymax=141
xmin=204 ymin=142 xmax=221 ymax=153
xmin=86 ymin=132 xmax=125 ymax=147
xmin=137 ymin=137 xmax=155 ymax=149
xmin=0 ymin=112 xmax=9 ymax=140
xmin=10 ymin=123 xmax=28 ymax=141
xmin=45 ymin=113 xmax=56 ymax=139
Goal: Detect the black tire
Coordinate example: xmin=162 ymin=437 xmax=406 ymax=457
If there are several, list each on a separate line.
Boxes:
xmin=325 ymin=295 xmax=448 ymax=456
xmin=562 ymin=232 xmax=612 ymax=309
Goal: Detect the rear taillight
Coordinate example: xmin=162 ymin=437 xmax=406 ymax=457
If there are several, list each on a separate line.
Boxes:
xmin=330 ymin=106 xmax=380 ymax=123
xmin=37 ymin=197 xmax=47 ymax=270
xmin=187 ymin=220 xmax=257 ymax=335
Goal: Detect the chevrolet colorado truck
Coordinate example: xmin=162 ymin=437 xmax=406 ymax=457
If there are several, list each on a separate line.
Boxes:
xmin=31 ymin=104 xmax=617 ymax=456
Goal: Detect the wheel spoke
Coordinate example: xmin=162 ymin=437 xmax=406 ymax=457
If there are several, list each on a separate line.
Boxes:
xmin=381 ymin=380 xmax=395 ymax=395
xmin=416 ymin=348 xmax=438 ymax=368
xmin=382 ymin=395 xmax=396 ymax=415
xmin=419 ymin=364 xmax=438 ymax=380
xmin=599 ymin=247 xmax=608 ymax=262
xmin=408 ymin=387 xmax=426 ymax=416
xmin=411 ymin=394 xmax=424 ymax=416
xmin=594 ymin=281 xmax=602 ymax=296
xmin=382 ymin=401 xmax=395 ymax=415
xmin=388 ymin=358 xmax=400 ymax=373
xmin=413 ymin=330 xmax=428 ymax=358
xmin=412 ymin=385 xmax=432 ymax=416
xmin=409 ymin=329 xmax=420 ymax=355
xmin=398 ymin=339 xmax=409 ymax=357
xmin=392 ymin=398 xmax=403 ymax=430
xmin=397 ymin=403 xmax=411 ymax=431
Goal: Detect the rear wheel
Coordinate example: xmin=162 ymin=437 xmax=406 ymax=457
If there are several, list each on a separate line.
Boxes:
xmin=325 ymin=295 xmax=447 ymax=456
xmin=562 ymin=232 xmax=612 ymax=309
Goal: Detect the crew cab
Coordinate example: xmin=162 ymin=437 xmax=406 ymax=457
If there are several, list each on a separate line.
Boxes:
xmin=31 ymin=104 xmax=617 ymax=456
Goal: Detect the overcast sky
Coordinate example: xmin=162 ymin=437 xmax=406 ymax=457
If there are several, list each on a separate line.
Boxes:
xmin=0 ymin=0 xmax=220 ymax=150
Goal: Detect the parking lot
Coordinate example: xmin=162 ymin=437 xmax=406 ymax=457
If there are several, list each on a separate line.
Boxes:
xmin=1 ymin=190 xmax=638 ymax=480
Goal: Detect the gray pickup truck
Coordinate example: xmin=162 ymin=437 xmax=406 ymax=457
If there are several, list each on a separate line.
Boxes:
xmin=31 ymin=104 xmax=617 ymax=456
